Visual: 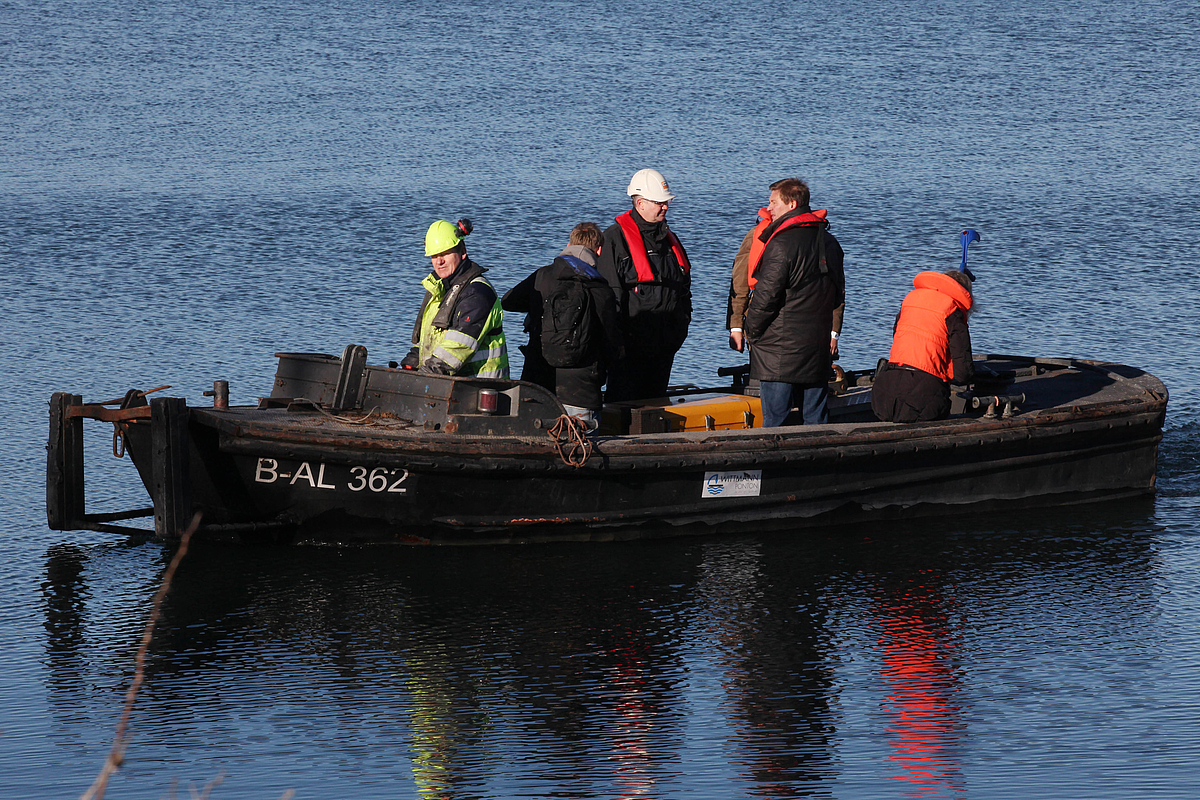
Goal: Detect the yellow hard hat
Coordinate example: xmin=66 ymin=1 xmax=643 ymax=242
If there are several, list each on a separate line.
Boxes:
xmin=424 ymin=219 xmax=471 ymax=257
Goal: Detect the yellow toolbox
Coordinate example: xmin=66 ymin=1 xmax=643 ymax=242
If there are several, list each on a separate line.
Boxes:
xmin=601 ymin=393 xmax=761 ymax=434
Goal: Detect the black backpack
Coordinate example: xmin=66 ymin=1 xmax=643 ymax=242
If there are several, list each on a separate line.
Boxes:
xmin=541 ymin=275 xmax=594 ymax=368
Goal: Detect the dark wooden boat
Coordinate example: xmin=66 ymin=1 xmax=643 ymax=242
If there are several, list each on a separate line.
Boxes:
xmin=47 ymin=346 xmax=1167 ymax=543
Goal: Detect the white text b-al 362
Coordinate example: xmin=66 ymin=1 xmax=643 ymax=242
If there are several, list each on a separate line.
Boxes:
xmin=254 ymin=458 xmax=410 ymax=493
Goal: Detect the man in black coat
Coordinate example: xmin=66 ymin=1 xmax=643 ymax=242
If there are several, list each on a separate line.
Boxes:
xmin=743 ymin=179 xmax=846 ymax=427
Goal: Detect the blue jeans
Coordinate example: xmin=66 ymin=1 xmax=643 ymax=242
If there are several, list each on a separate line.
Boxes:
xmin=759 ymin=381 xmax=829 ymax=427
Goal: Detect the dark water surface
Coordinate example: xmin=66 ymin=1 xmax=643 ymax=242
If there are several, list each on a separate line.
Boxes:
xmin=3 ymin=0 xmax=1200 ymax=797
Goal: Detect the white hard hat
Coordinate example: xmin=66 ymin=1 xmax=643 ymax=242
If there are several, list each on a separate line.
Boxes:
xmin=626 ymin=168 xmax=676 ymax=203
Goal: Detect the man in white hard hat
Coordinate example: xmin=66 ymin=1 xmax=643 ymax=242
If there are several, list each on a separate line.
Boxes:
xmin=595 ymin=168 xmax=693 ymax=402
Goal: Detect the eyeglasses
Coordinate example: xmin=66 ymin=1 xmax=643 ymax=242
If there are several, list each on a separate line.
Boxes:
xmin=638 ymin=198 xmax=670 ymax=208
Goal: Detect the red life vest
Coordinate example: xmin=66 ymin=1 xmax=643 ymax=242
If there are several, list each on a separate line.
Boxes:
xmin=747 ymin=208 xmax=828 ymax=290
xmin=615 ymin=210 xmax=691 ymax=284
xmin=744 ymin=208 xmax=772 ymax=291
xmin=888 ymin=271 xmax=974 ymax=381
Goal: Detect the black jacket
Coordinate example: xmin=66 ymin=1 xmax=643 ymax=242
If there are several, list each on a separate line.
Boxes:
xmin=502 ymin=255 xmax=622 ymax=408
xmin=743 ymin=207 xmax=845 ymax=384
xmin=595 ymin=209 xmax=692 ymax=354
xmin=502 ymin=256 xmax=622 ymax=368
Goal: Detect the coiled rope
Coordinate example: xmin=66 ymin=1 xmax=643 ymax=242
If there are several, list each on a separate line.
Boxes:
xmin=548 ymin=415 xmax=593 ymax=467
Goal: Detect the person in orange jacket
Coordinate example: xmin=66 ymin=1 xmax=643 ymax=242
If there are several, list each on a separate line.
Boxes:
xmin=872 ymin=269 xmax=975 ymax=422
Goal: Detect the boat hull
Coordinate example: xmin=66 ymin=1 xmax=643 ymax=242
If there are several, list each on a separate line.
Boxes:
xmin=48 ymin=353 xmax=1167 ymax=543
xmin=219 ymin=406 xmax=1161 ymax=544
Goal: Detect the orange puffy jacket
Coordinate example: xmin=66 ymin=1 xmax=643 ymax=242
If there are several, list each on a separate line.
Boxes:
xmin=889 ymin=271 xmax=973 ymax=381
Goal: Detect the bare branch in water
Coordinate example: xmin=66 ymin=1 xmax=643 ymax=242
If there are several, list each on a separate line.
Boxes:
xmin=190 ymin=772 xmax=225 ymax=800
xmin=80 ymin=512 xmax=201 ymax=800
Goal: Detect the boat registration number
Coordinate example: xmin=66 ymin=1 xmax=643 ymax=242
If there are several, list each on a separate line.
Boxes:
xmin=702 ymin=470 xmax=762 ymax=498
xmin=253 ymin=458 xmax=413 ymax=495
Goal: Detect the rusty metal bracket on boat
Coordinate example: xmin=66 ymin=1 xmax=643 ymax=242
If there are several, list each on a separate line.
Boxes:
xmin=972 ymin=393 xmax=1027 ymax=419
xmin=203 ymin=380 xmax=230 ymax=409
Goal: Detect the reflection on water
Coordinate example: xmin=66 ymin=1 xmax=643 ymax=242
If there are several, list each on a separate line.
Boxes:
xmin=36 ymin=504 xmax=1173 ymax=798
xmin=871 ymin=576 xmax=963 ymax=798
xmin=697 ymin=539 xmax=835 ymax=796
xmin=42 ymin=544 xmax=88 ymax=657
xmin=404 ymin=644 xmax=482 ymax=800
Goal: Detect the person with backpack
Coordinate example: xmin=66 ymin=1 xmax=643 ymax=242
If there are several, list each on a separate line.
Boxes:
xmin=502 ymin=222 xmax=623 ymax=425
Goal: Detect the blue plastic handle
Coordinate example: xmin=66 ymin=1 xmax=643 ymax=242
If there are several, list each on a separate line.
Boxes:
xmin=960 ymin=229 xmax=981 ymax=280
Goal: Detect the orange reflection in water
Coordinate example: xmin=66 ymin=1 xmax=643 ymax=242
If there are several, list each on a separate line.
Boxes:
xmin=606 ymin=640 xmax=656 ymax=800
xmin=875 ymin=587 xmax=965 ymax=798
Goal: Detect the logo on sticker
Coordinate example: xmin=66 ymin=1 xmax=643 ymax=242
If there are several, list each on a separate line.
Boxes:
xmin=702 ymin=470 xmax=762 ymax=498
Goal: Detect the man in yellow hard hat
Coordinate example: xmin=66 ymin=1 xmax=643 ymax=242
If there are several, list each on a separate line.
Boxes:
xmin=595 ymin=168 xmax=693 ymax=402
xmin=399 ymin=219 xmax=509 ymax=378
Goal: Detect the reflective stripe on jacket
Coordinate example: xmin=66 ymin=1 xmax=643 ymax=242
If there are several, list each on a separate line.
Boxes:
xmin=889 ymin=271 xmax=973 ymax=381
xmin=615 ymin=210 xmax=691 ymax=283
xmin=419 ymin=272 xmax=509 ymax=378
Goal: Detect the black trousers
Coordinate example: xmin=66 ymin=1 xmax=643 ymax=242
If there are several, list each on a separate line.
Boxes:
xmin=605 ymin=351 xmax=675 ymax=403
xmin=871 ymin=363 xmax=951 ymax=422
xmin=519 ymin=344 xmax=605 ymax=410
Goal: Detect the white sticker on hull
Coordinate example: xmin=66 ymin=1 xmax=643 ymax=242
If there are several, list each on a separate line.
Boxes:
xmin=703 ymin=470 xmax=762 ymax=498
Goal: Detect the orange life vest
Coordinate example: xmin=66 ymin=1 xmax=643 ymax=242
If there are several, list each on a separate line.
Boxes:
xmin=888 ymin=271 xmax=973 ymax=381
xmin=615 ymin=210 xmax=691 ymax=283
xmin=747 ymin=208 xmax=828 ymax=290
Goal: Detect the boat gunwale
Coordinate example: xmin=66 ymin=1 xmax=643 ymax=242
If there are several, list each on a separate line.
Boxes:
xmin=196 ymin=396 xmax=1164 ymax=474
xmin=116 ymin=354 xmax=1168 ymax=472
